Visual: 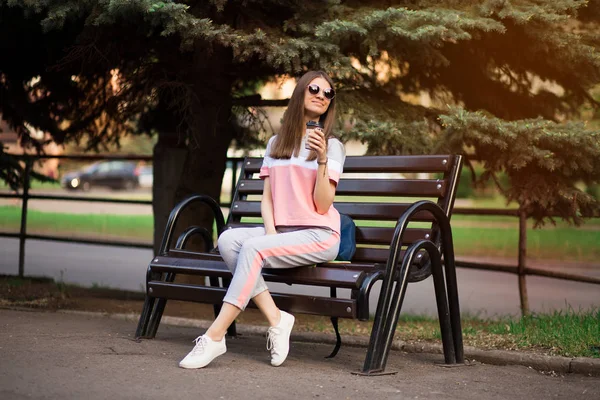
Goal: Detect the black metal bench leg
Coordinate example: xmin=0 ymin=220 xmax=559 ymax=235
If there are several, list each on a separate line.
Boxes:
xmin=362 ymin=252 xmax=411 ymax=374
xmin=146 ymin=272 xmax=177 ymax=338
xmin=135 ymin=295 xmax=157 ymax=338
xmin=362 ymin=273 xmax=396 ymax=373
xmin=436 ymin=219 xmax=464 ymax=364
xmin=135 ymin=269 xmax=162 ymax=338
xmin=146 ymin=299 xmax=166 ymax=339
xmin=372 ymin=253 xmax=413 ymax=372
xmin=443 ymin=254 xmax=464 ymax=363
xmin=363 ymin=240 xmax=457 ymax=374
xmin=379 ymin=242 xmax=459 ymax=370
xmin=430 ymin=250 xmax=456 ymax=364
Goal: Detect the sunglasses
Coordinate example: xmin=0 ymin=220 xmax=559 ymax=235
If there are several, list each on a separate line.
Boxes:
xmin=307 ymin=84 xmax=335 ymax=100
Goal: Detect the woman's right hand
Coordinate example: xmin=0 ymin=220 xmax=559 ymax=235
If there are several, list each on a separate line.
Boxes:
xmin=306 ymin=128 xmax=327 ymax=162
xmin=265 ymin=227 xmax=277 ymax=235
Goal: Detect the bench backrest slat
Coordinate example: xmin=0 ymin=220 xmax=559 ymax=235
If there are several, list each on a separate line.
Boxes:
xmin=227 ymin=154 xmax=463 ymax=265
xmin=353 ymin=247 xmax=394 ymax=263
xmin=240 ymin=155 xmax=453 ymax=174
xmin=238 ymin=179 xmax=448 ymax=197
xmin=225 ymin=223 xmax=432 ymax=246
xmin=231 ymin=201 xmax=438 ymax=222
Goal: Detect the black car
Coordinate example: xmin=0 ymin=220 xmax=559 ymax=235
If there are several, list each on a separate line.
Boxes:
xmin=61 ymin=161 xmax=141 ymax=191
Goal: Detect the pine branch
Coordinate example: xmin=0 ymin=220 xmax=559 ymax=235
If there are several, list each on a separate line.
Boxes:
xmin=439 ymin=107 xmax=600 ymax=226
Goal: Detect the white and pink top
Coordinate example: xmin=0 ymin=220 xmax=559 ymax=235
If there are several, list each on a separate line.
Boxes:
xmin=259 ymin=136 xmax=346 ymax=234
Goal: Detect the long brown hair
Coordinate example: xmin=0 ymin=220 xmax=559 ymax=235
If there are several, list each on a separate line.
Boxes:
xmin=270 ymin=71 xmax=337 ymax=161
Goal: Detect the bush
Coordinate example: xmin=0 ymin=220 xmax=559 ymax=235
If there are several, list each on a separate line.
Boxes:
xmin=455 ymin=167 xmax=474 ymax=198
xmin=454 ymin=165 xmax=506 ymax=199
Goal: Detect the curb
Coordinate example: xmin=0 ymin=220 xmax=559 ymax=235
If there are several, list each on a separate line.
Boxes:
xmin=53 ymin=308 xmax=600 ymax=377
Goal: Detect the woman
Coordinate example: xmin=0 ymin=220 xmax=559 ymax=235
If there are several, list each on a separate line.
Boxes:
xmin=179 ymin=70 xmax=346 ymax=369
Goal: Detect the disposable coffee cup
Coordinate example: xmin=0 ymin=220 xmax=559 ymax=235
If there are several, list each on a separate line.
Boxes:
xmin=305 ymin=121 xmax=323 ymax=150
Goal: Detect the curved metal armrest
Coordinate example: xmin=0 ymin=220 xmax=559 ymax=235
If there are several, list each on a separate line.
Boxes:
xmin=357 ymin=270 xmax=385 ymax=321
xmin=175 ymin=226 xmax=215 ymax=252
xmin=387 ymin=200 xmax=455 ymax=277
xmin=158 ymin=194 xmax=226 ymax=255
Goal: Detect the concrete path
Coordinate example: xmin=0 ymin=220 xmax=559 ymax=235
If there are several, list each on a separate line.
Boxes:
xmin=1 ymin=309 xmax=598 ymax=400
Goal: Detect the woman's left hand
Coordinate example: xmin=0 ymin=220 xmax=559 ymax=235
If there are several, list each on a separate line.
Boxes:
xmin=307 ymin=128 xmax=327 ymax=162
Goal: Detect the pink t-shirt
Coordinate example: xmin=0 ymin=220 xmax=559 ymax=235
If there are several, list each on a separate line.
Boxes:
xmin=259 ymin=136 xmax=346 ymax=234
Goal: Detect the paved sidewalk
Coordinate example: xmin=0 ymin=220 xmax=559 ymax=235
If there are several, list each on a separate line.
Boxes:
xmin=1 ymin=309 xmax=599 ymax=400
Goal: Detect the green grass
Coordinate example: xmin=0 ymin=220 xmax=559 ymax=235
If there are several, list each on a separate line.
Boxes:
xmin=0 ymin=206 xmax=153 ymax=242
xmin=374 ymin=308 xmax=600 ymax=358
xmin=483 ymin=308 xmax=600 ymax=358
xmin=452 ymin=225 xmax=600 ymax=260
xmin=1 ymin=205 xmax=599 ymax=261
xmin=0 ymin=181 xmax=62 ymax=190
xmin=305 ymin=307 xmax=600 ymax=358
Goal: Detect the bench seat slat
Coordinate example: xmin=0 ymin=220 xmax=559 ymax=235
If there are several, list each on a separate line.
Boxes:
xmin=167 ymin=249 xmax=388 ymax=272
xmin=152 ymin=254 xmax=365 ymax=289
xmin=237 ymin=179 xmax=447 ymax=197
xmin=166 ymin=250 xmax=222 ymax=260
xmin=164 ymin=249 xmax=417 ymax=275
xmin=147 ymin=282 xmax=358 ymax=319
xmin=164 ymin=248 xmax=420 ymax=277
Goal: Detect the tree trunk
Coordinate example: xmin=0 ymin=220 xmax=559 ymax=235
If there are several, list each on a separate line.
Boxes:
xmin=152 ymin=47 xmax=235 ymax=255
xmin=152 ymin=134 xmax=187 ymax=255
xmin=152 ymin=113 xmax=233 ymax=255
xmin=172 ymin=116 xmax=233 ymax=252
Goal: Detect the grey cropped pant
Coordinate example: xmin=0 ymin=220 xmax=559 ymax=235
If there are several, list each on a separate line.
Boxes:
xmin=217 ymin=226 xmax=340 ymax=310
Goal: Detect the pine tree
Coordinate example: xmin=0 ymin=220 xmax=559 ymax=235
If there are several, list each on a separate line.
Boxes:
xmin=1 ymin=0 xmax=599 ymax=249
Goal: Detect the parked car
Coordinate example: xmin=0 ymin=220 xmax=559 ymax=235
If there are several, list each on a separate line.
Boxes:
xmin=61 ymin=161 xmax=141 ymax=191
xmin=138 ymin=165 xmax=153 ymax=188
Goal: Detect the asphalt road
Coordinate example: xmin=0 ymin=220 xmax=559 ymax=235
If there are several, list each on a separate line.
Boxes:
xmin=1 ymin=238 xmax=598 ymax=317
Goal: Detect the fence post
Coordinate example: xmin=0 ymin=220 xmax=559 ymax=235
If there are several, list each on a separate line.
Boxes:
xmin=18 ymin=158 xmax=32 ymax=278
xmin=518 ymin=208 xmax=529 ymax=316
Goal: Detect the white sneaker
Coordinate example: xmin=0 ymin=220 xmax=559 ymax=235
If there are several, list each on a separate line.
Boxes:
xmin=266 ymin=310 xmax=295 ymax=366
xmin=179 ymin=334 xmax=226 ymax=369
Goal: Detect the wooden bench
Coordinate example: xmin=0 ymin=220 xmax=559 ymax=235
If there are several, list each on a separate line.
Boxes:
xmin=136 ymin=155 xmax=465 ymax=374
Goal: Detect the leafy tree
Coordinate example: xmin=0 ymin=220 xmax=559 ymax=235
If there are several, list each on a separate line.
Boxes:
xmin=1 ymin=0 xmax=599 ymax=252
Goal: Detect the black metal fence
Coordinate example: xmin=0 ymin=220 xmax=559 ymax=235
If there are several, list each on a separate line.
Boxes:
xmin=1 ymin=154 xmax=598 ymax=316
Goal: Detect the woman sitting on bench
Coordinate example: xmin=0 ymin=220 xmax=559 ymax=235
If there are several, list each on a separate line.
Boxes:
xmin=179 ymin=70 xmax=346 ymax=369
